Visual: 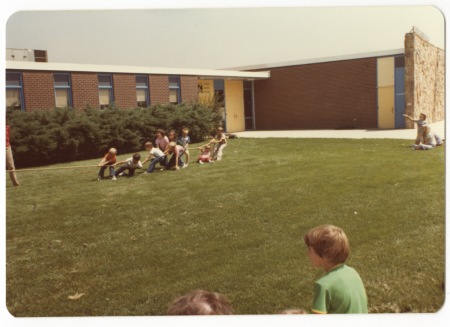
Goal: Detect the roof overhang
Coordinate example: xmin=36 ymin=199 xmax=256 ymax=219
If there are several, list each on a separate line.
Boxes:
xmin=227 ymin=49 xmax=405 ymax=70
xmin=5 ymin=61 xmax=270 ymax=80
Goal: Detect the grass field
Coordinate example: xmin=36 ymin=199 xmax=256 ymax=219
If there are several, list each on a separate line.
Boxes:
xmin=5 ymin=138 xmax=445 ymax=316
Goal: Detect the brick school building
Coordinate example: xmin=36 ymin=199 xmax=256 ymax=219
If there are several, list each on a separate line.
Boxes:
xmin=5 ymin=31 xmax=444 ymax=132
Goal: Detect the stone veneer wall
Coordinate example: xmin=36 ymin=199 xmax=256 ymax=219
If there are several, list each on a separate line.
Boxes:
xmin=404 ymin=32 xmax=445 ymax=128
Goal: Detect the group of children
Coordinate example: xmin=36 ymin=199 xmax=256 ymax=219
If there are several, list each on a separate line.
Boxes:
xmin=403 ymin=113 xmax=444 ymax=150
xmin=167 ymin=224 xmax=368 ymax=315
xmin=97 ymin=127 xmax=228 ymax=180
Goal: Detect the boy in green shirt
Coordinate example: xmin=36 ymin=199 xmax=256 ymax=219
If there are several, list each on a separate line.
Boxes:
xmin=304 ymin=225 xmax=368 ymax=314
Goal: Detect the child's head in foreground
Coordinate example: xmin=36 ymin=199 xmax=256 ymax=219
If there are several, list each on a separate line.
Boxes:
xmin=304 ymin=225 xmax=350 ymax=266
xmin=217 ymin=127 xmax=224 ymax=133
xmin=108 ymin=148 xmax=117 ymax=155
xmin=167 ymin=290 xmax=234 ymax=315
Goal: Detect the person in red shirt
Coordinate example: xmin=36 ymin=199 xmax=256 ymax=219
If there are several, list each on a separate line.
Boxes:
xmin=97 ymin=148 xmax=117 ymax=180
xmin=6 ymin=122 xmax=20 ymax=186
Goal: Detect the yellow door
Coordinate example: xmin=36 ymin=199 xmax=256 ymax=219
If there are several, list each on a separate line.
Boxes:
xmin=224 ymin=80 xmax=245 ymax=133
xmin=377 ymin=57 xmax=395 ymax=129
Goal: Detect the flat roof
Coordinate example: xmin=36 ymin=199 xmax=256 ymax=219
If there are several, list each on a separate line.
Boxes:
xmin=227 ymin=49 xmax=405 ymax=70
xmin=5 ymin=61 xmax=270 ymax=80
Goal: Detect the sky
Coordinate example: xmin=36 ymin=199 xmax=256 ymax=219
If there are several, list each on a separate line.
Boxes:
xmin=3 ymin=4 xmax=446 ymax=70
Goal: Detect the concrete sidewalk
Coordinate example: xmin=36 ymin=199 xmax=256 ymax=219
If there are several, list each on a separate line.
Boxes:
xmin=233 ymin=120 xmax=445 ymax=140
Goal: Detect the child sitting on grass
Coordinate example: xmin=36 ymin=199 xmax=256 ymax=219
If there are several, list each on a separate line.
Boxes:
xmin=114 ymin=153 xmax=142 ymax=177
xmin=142 ymin=141 xmax=166 ymax=173
xmin=304 ymin=224 xmax=368 ymax=314
xmin=197 ymin=144 xmax=213 ymax=164
xmin=97 ymin=148 xmax=117 ymax=181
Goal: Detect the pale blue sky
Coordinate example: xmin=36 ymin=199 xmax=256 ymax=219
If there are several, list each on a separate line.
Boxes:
xmin=4 ymin=5 xmax=445 ymax=69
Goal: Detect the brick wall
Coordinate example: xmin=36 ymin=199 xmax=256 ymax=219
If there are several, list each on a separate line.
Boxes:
xmin=71 ymin=72 xmax=99 ymax=110
xmin=113 ymin=74 xmax=136 ymax=108
xmin=180 ymin=76 xmax=199 ymax=103
xmin=149 ymin=75 xmax=169 ymax=104
xmin=253 ymin=58 xmax=378 ymax=130
xmin=22 ymin=71 xmax=55 ymax=111
xmin=404 ymin=32 xmax=445 ymax=128
xmin=9 ymin=70 xmax=208 ymax=111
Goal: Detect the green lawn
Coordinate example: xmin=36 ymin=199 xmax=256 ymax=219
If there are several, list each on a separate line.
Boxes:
xmin=5 ymin=138 xmax=445 ymax=316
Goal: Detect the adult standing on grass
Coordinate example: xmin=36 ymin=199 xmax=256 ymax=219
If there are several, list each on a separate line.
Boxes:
xmin=6 ymin=119 xmax=20 ymax=187
xmin=403 ymin=113 xmax=427 ymax=145
xmin=304 ymin=225 xmax=368 ymax=314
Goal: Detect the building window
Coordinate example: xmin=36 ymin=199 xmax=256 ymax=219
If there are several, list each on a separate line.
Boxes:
xmin=136 ymin=75 xmax=150 ymax=107
xmin=169 ymin=76 xmax=181 ymax=104
xmin=54 ymin=73 xmax=72 ymax=108
xmin=98 ymin=74 xmax=114 ymax=109
xmin=6 ymin=72 xmax=24 ymax=111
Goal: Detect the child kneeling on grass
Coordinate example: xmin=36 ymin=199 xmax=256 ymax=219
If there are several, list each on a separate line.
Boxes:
xmin=114 ymin=153 xmax=142 ymax=177
xmin=97 ymin=148 xmax=117 ymax=181
xmin=304 ymin=224 xmax=368 ymax=314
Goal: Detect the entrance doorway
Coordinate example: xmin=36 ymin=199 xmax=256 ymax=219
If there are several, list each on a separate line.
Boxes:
xmin=244 ymin=81 xmax=254 ymax=130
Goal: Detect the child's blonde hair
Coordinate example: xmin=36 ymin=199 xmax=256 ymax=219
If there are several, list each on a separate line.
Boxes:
xmin=109 ymin=148 xmax=117 ymax=154
xmin=144 ymin=141 xmax=153 ymax=148
xmin=304 ymin=225 xmax=350 ymax=264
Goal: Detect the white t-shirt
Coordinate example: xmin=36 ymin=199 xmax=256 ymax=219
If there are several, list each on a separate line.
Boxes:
xmin=124 ymin=157 xmax=143 ymax=169
xmin=150 ymin=147 xmax=164 ymax=158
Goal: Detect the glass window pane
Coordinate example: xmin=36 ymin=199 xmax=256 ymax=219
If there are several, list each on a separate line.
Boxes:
xmin=55 ymin=89 xmax=69 ymax=107
xmin=99 ymin=89 xmax=111 ymax=105
xmin=136 ymin=76 xmax=148 ymax=87
xmin=169 ymin=76 xmax=180 ymax=88
xmin=137 ymin=89 xmax=147 ymax=102
xmin=6 ymin=73 xmax=21 ymax=86
xmin=98 ymin=75 xmax=112 ymax=87
xmin=169 ymin=89 xmax=179 ymax=104
xmin=54 ymin=74 xmax=70 ymax=87
xmin=6 ymin=89 xmax=21 ymax=109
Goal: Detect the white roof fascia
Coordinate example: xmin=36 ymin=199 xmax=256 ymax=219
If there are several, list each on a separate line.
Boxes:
xmin=5 ymin=61 xmax=270 ymax=80
xmin=227 ymin=49 xmax=405 ymax=70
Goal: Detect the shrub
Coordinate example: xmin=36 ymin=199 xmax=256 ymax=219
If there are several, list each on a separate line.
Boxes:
xmin=7 ymin=101 xmax=223 ymax=168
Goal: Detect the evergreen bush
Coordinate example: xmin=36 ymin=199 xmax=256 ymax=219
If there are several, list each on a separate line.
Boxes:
xmin=7 ymin=101 xmax=223 ymax=168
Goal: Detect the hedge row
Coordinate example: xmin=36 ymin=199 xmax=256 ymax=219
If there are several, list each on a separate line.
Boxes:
xmin=7 ymin=101 xmax=224 ymax=168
